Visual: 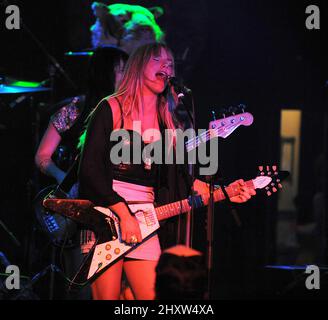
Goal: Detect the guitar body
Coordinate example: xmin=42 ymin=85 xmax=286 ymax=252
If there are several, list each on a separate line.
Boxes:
xmin=34 ymin=185 xmax=78 ymax=247
xmin=42 ymin=200 xmax=160 ymax=285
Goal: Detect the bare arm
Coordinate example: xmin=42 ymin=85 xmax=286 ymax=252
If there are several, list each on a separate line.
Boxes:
xmin=35 ymin=122 xmax=66 ymax=184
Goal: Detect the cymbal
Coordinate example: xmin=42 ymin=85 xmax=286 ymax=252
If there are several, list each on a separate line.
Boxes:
xmin=1 ymin=76 xmax=42 ymax=86
xmin=0 ymin=76 xmax=50 ymax=94
xmin=64 ymin=45 xmax=123 ymax=57
xmin=65 ymin=51 xmax=94 ymax=56
xmin=0 ymin=84 xmax=51 ymax=94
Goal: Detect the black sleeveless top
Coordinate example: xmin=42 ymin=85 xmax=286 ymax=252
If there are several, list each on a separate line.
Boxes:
xmin=110 ymin=98 xmax=159 ymax=187
xmin=111 ymin=131 xmax=159 ymax=187
xmin=79 ymin=98 xmax=161 ymax=207
xmin=79 ymin=98 xmax=192 ymax=208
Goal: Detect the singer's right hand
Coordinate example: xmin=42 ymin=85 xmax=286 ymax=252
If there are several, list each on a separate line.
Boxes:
xmin=119 ymin=215 xmax=142 ymax=244
xmin=109 ymin=202 xmax=142 ymax=244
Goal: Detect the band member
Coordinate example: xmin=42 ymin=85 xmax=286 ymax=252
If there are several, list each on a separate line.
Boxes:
xmin=78 ymin=42 xmax=256 ymax=300
xmin=34 ymin=46 xmax=128 ymax=299
xmin=35 ymin=46 xmax=128 ymax=185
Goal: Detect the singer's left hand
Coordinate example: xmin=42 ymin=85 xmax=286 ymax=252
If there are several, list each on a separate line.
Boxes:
xmin=193 ymin=179 xmax=210 ymax=195
xmin=193 ymin=178 xmax=256 ymax=203
xmin=228 ymin=179 xmax=256 ymax=203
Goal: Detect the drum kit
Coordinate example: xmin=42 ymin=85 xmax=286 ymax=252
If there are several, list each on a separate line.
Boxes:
xmin=0 ymin=48 xmax=99 ymax=96
xmin=0 ymin=76 xmax=51 ymax=135
xmin=0 ymin=51 xmax=88 ymax=252
xmin=0 ymin=52 xmax=85 ymax=300
xmin=0 ymin=49 xmax=94 ymax=125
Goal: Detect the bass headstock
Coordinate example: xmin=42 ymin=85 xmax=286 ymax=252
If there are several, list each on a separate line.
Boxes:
xmin=209 ymin=106 xmax=254 ymax=139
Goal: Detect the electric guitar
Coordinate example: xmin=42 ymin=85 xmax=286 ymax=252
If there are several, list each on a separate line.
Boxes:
xmin=42 ymin=166 xmax=287 ymax=287
xmin=35 ymin=111 xmax=254 ymax=246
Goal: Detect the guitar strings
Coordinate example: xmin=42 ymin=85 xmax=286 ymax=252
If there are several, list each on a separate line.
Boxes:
xmin=185 ymin=121 xmax=237 ymax=147
xmin=185 ymin=121 xmax=237 ymax=150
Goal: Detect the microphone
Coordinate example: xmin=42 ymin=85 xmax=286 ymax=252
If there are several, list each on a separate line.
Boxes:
xmin=168 ymin=77 xmax=192 ymax=97
xmin=168 ymin=77 xmax=194 ymax=127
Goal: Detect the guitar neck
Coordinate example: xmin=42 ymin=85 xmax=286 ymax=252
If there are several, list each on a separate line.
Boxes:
xmin=185 ymin=130 xmax=211 ymax=152
xmin=155 ymin=179 xmax=255 ymax=222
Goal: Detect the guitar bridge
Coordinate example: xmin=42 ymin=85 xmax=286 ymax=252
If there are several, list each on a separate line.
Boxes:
xmin=143 ymin=210 xmax=157 ymax=227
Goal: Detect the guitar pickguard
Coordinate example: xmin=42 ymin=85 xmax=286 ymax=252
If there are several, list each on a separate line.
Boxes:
xmin=87 ymin=203 xmax=160 ymax=280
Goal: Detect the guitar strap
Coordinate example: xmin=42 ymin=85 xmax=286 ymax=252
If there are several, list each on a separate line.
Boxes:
xmin=55 ymin=154 xmax=80 ymax=197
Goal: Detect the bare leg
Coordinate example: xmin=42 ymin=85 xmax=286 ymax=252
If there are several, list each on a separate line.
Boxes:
xmin=124 ymin=259 xmax=157 ymax=300
xmin=91 ymin=259 xmax=124 ymax=300
xmin=120 ymin=276 xmax=135 ymax=300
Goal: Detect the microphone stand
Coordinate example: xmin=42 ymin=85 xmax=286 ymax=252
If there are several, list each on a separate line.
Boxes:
xmin=11 ymin=264 xmax=60 ymax=300
xmin=205 ymin=169 xmax=242 ymax=299
xmin=3 ymin=1 xmax=77 ymax=299
xmin=204 ymin=110 xmax=241 ymax=298
xmin=174 ymin=83 xmax=242 ymax=298
xmin=187 ymin=93 xmax=196 ymax=248
xmin=0 ymin=220 xmax=21 ymax=247
xmin=175 ymin=91 xmax=195 ymax=248
xmin=205 ymin=171 xmax=215 ymax=299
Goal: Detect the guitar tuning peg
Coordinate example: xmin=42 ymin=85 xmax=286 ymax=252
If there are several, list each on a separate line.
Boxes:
xmin=238 ymin=104 xmax=246 ymax=112
xmin=228 ymin=106 xmax=235 ymax=115
xmin=278 ymin=183 xmax=282 ymax=189
xmin=272 ymin=165 xmax=277 ymax=172
xmin=258 ymin=165 xmax=263 ymax=172
xmin=219 ymin=107 xmax=227 ymax=116
xmin=267 ymin=190 xmax=272 ymax=196
xmin=211 ymin=110 xmax=216 ymax=121
xmin=272 ymin=187 xmax=277 ymax=192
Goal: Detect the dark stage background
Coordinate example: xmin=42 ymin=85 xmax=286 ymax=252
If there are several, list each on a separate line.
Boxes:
xmin=1 ymin=0 xmax=328 ymax=299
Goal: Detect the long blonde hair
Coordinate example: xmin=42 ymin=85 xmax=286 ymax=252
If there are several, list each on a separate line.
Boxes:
xmin=112 ymin=42 xmax=180 ymax=132
xmin=78 ymin=43 xmax=180 ymax=150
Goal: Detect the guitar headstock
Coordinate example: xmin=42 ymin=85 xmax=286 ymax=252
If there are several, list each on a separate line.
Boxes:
xmin=209 ymin=111 xmax=254 ymax=139
xmin=257 ymin=165 xmax=289 ymax=196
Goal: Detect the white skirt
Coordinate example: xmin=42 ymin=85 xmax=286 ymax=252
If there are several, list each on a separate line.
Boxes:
xmin=81 ymin=180 xmax=161 ymax=261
